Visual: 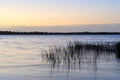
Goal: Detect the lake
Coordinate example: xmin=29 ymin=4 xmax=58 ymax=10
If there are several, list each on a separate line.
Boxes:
xmin=0 ymin=35 xmax=120 ymax=80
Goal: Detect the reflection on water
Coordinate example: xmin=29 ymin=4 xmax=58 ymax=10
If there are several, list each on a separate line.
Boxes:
xmin=43 ymin=41 xmax=120 ymax=80
xmin=0 ymin=35 xmax=120 ymax=80
xmin=43 ymin=42 xmax=119 ymax=69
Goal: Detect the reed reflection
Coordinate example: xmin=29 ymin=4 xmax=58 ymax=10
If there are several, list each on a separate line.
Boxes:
xmin=43 ymin=42 xmax=120 ymax=70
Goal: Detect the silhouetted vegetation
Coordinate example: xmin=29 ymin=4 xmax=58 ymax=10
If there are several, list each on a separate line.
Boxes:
xmin=0 ymin=31 xmax=120 ymax=35
xmin=115 ymin=42 xmax=120 ymax=58
xmin=42 ymin=42 xmax=120 ymax=69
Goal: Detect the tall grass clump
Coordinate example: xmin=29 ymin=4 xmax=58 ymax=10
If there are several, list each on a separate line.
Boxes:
xmin=42 ymin=41 xmax=119 ymax=69
xmin=115 ymin=42 xmax=120 ymax=58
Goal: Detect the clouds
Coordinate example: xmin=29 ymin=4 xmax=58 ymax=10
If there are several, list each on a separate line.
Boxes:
xmin=0 ymin=24 xmax=120 ymax=32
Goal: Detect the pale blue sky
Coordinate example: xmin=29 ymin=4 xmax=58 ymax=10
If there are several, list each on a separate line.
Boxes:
xmin=0 ymin=0 xmax=120 ymax=31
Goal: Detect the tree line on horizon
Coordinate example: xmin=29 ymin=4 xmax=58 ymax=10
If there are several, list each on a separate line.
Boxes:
xmin=0 ymin=31 xmax=120 ymax=35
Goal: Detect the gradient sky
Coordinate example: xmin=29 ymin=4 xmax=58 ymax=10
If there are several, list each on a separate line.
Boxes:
xmin=0 ymin=0 xmax=120 ymax=27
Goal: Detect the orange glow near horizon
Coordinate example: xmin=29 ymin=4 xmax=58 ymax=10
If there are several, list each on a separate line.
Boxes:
xmin=0 ymin=9 xmax=119 ymax=27
xmin=0 ymin=0 xmax=120 ymax=27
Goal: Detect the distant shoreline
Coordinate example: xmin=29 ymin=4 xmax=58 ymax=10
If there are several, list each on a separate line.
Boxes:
xmin=0 ymin=31 xmax=120 ymax=35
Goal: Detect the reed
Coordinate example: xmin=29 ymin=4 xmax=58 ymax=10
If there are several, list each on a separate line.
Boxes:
xmin=42 ymin=41 xmax=120 ymax=69
xmin=115 ymin=42 xmax=120 ymax=58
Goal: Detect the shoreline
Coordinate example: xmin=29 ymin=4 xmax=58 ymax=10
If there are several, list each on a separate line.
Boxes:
xmin=0 ymin=31 xmax=120 ymax=35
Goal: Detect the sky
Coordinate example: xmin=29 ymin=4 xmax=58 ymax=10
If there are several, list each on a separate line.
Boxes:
xmin=0 ymin=0 xmax=120 ymax=32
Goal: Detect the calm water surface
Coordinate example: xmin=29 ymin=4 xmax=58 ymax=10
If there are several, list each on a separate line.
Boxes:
xmin=0 ymin=35 xmax=120 ymax=80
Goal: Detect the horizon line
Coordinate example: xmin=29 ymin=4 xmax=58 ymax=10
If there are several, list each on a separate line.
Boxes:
xmin=0 ymin=23 xmax=120 ymax=27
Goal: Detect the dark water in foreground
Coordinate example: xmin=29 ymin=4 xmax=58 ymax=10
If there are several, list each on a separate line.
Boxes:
xmin=0 ymin=35 xmax=120 ymax=80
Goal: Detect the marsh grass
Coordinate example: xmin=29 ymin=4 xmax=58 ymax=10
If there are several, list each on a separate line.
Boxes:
xmin=42 ymin=41 xmax=120 ymax=69
xmin=115 ymin=42 xmax=120 ymax=58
